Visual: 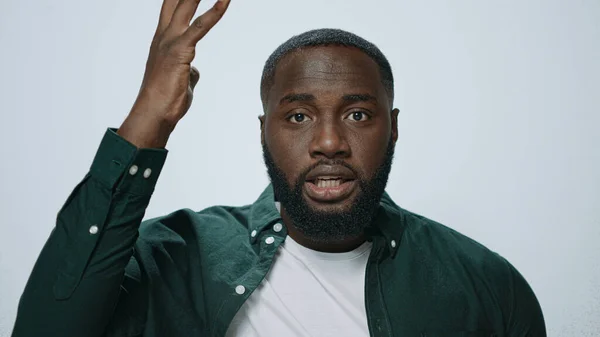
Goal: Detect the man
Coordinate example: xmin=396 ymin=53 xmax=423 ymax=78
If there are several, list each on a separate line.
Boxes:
xmin=13 ymin=0 xmax=546 ymax=336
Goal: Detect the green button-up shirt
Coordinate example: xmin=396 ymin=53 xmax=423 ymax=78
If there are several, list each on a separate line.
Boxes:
xmin=13 ymin=129 xmax=546 ymax=337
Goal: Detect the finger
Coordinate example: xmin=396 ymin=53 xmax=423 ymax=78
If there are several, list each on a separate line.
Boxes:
xmin=170 ymin=0 xmax=203 ymax=32
xmin=156 ymin=0 xmax=180 ymax=34
xmin=179 ymin=0 xmax=231 ymax=47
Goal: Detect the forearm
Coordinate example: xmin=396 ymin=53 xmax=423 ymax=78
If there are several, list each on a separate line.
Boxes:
xmin=12 ymin=129 xmax=167 ymax=337
xmin=118 ymin=97 xmax=177 ymax=149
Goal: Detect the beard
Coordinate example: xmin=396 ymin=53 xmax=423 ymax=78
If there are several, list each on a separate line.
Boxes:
xmin=262 ymin=140 xmax=395 ymax=243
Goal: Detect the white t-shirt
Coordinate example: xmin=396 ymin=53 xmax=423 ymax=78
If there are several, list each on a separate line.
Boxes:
xmin=225 ymin=234 xmax=372 ymax=337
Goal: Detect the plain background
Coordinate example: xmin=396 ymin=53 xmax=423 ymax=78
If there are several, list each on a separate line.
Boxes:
xmin=0 ymin=0 xmax=598 ymax=336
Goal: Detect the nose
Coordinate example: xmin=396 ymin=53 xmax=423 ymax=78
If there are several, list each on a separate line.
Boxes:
xmin=309 ymin=121 xmax=351 ymax=159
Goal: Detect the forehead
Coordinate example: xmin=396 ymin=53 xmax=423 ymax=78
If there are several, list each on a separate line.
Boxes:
xmin=267 ymin=46 xmax=386 ymax=107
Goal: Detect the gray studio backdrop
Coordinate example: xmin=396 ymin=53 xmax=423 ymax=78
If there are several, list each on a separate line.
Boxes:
xmin=0 ymin=0 xmax=598 ymax=336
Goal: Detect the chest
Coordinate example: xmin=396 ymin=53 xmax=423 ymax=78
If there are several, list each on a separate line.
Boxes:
xmin=142 ymin=236 xmax=500 ymax=337
xmin=225 ymin=241 xmax=372 ymax=337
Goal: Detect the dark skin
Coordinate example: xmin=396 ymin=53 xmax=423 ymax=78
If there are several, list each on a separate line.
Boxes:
xmin=260 ymin=46 xmax=400 ymax=252
xmin=114 ymin=0 xmax=395 ymax=253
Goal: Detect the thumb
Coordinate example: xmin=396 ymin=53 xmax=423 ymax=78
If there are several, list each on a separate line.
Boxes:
xmin=190 ymin=66 xmax=200 ymax=90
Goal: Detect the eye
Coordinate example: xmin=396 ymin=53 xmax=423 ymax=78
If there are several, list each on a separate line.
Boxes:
xmin=288 ymin=113 xmax=311 ymax=124
xmin=346 ymin=111 xmax=370 ymax=122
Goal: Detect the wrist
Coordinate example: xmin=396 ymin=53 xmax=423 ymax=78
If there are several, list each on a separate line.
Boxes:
xmin=117 ymin=112 xmax=176 ymax=149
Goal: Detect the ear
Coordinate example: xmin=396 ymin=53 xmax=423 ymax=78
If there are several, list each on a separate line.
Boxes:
xmin=259 ymin=114 xmax=266 ymax=146
xmin=391 ymin=108 xmax=399 ymax=143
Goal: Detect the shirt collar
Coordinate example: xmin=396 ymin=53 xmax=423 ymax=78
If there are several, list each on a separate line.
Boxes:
xmin=249 ymin=185 xmax=406 ymax=257
xmin=371 ymin=191 xmax=406 ymax=258
xmin=248 ymin=185 xmax=282 ymax=241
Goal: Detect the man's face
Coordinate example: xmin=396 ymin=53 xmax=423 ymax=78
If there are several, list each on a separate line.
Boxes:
xmin=261 ymin=45 xmax=399 ymax=243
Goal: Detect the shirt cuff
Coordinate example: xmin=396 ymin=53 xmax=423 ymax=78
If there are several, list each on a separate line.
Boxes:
xmin=89 ymin=128 xmax=168 ymax=195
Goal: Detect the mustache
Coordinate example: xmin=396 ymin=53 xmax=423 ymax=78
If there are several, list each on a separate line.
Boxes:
xmin=297 ymin=159 xmax=360 ymax=184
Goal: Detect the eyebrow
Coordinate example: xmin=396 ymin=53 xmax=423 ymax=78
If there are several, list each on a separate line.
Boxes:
xmin=279 ymin=93 xmax=315 ymax=105
xmin=342 ymin=94 xmax=378 ymax=104
xmin=278 ymin=93 xmax=377 ymax=106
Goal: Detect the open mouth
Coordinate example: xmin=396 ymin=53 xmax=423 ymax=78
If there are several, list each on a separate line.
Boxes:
xmin=308 ymin=177 xmax=353 ymax=188
xmin=304 ymin=176 xmax=357 ymax=202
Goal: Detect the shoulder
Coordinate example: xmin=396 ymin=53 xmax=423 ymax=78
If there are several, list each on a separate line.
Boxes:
xmin=381 ymin=199 xmax=545 ymax=332
xmin=400 ymin=211 xmax=545 ymax=333
xmin=406 ymin=209 xmax=507 ymax=266
xmin=384 ymin=203 xmax=515 ymax=287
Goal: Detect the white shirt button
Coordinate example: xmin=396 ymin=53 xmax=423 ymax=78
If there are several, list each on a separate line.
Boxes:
xmin=265 ymin=236 xmax=275 ymax=245
xmin=273 ymin=223 xmax=283 ymax=232
xmin=129 ymin=165 xmax=138 ymax=176
xmin=250 ymin=230 xmax=257 ymax=238
xmin=89 ymin=225 xmax=99 ymax=235
xmin=235 ymin=285 xmax=246 ymax=295
xmin=143 ymin=168 xmax=152 ymax=179
xmin=390 ymin=239 xmax=397 ymax=248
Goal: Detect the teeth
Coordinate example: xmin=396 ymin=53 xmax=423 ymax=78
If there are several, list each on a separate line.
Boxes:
xmin=316 ymin=179 xmax=341 ymax=188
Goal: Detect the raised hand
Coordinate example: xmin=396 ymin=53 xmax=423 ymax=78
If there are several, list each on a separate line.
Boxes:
xmin=118 ymin=0 xmax=231 ymax=148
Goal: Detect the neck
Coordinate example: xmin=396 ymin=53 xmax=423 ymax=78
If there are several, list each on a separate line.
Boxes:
xmin=281 ymin=209 xmax=367 ymax=253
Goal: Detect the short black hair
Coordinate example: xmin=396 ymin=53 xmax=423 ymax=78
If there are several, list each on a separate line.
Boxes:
xmin=260 ymin=28 xmax=394 ymax=109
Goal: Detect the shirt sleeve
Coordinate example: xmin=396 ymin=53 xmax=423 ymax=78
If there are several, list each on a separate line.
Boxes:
xmin=12 ymin=128 xmax=167 ymax=337
xmin=504 ymin=262 xmax=547 ymax=337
